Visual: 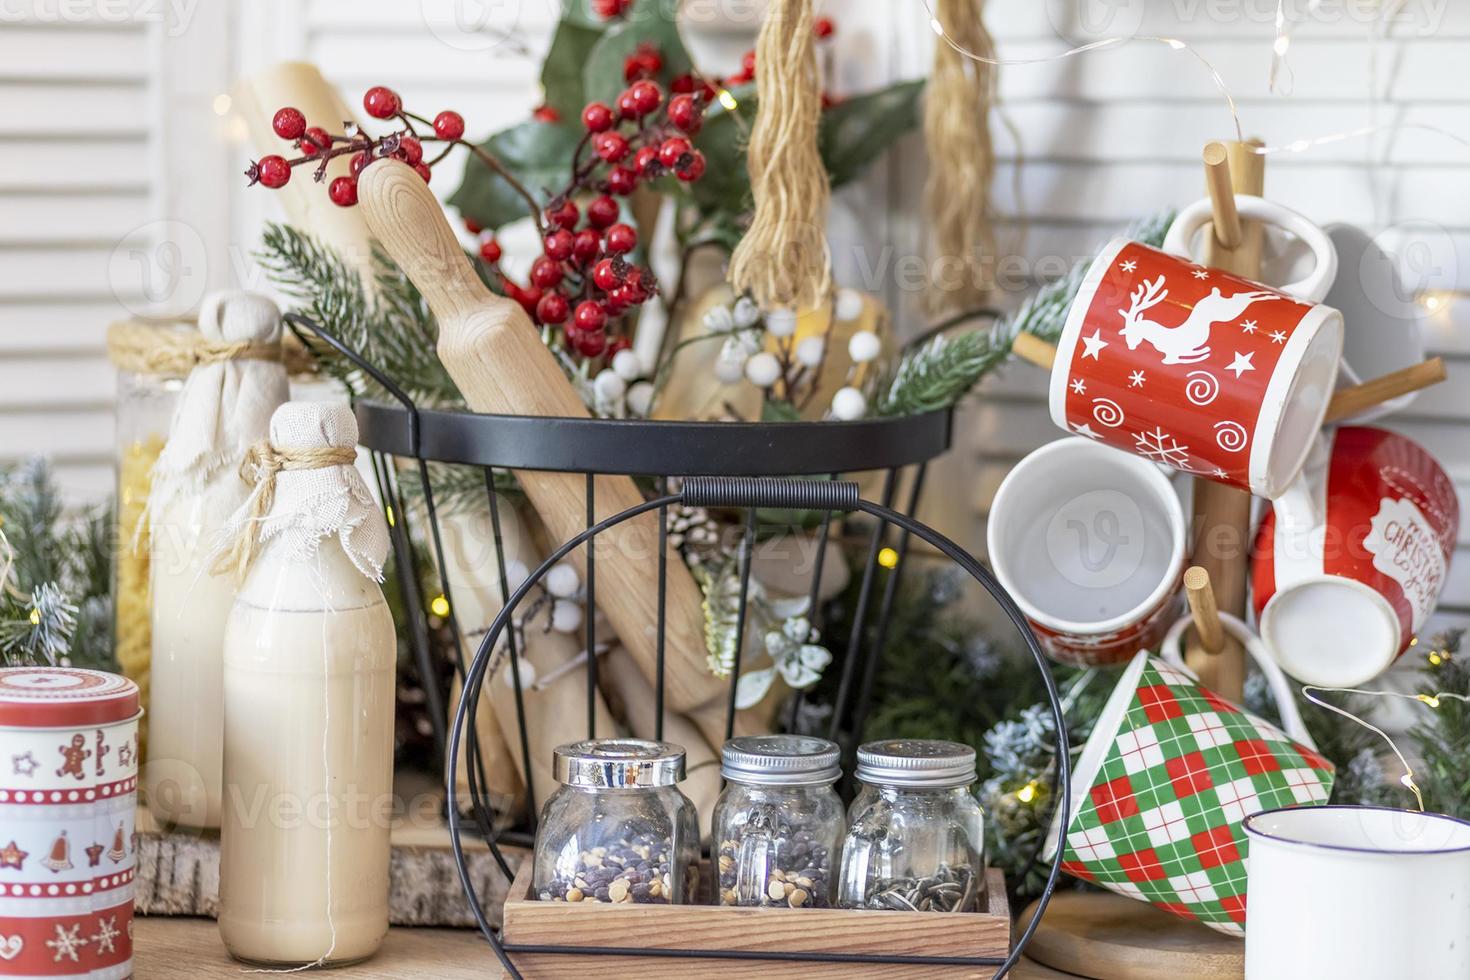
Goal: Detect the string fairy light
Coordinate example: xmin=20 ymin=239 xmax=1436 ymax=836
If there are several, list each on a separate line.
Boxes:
xmin=1301 ymin=675 xmax=1470 ymax=814
xmin=920 ymin=0 xmax=1470 ymax=163
xmin=919 ymin=0 xmax=1244 ymax=141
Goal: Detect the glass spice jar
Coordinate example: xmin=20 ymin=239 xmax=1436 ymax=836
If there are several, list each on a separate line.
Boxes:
xmin=533 ymin=739 xmax=701 ymax=905
xmin=712 ymin=735 xmax=844 ymax=908
xmin=837 ymin=739 xmax=986 ymax=913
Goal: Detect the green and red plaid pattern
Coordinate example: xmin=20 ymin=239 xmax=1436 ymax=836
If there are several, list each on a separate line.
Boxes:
xmin=1058 ymin=657 xmax=1335 ymax=936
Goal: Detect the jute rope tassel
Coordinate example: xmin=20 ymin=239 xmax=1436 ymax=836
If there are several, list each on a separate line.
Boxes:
xmin=923 ymin=0 xmax=998 ymax=314
xmin=213 ymin=441 xmax=358 ymax=582
xmin=727 ymin=0 xmax=832 ymax=312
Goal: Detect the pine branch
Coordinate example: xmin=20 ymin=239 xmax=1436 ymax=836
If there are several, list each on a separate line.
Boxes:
xmin=256 ymin=224 xmax=460 ymax=406
xmin=874 ymin=210 xmax=1175 ymax=417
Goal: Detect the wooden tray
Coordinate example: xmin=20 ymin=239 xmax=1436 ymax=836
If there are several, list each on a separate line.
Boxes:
xmin=499 ymin=859 xmax=1012 ymax=978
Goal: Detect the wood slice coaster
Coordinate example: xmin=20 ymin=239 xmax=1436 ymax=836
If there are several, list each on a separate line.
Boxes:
xmin=1019 ymin=892 xmax=1243 ymax=980
xmin=135 ymin=809 xmax=524 ymax=928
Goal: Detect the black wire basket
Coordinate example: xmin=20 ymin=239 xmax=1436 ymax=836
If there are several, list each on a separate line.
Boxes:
xmin=287 ymin=313 xmax=1070 ymax=978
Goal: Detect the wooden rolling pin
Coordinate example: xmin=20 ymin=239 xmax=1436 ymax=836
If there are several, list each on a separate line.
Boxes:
xmin=357 ymin=161 xmax=733 ymax=749
xmin=235 ymin=61 xmax=376 ymax=277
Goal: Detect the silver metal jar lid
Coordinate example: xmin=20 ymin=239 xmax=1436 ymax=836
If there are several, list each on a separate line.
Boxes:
xmin=720 ymin=734 xmax=842 ymax=786
xmin=854 ymin=739 xmax=977 ymax=789
xmin=553 ymin=738 xmax=686 ymax=789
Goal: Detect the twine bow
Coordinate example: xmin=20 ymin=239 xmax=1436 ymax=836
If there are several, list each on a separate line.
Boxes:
xmin=212 ymin=441 xmax=358 ymax=583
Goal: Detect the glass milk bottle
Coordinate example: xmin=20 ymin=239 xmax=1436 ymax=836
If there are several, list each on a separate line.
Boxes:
xmin=218 ymin=401 xmax=396 ymax=967
xmin=146 ymin=292 xmax=287 ymax=829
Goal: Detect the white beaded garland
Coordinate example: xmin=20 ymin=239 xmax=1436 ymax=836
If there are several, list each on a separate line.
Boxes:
xmin=765 ymin=308 xmax=797 ymax=338
xmin=593 ymin=369 xmax=627 ymax=402
xmin=503 ymin=656 xmax=537 ymax=689
xmin=714 ymin=353 xmax=746 ymax=384
xmin=703 ymin=305 xmax=734 ymax=333
xmin=744 ymin=351 xmax=782 ymax=388
xmin=831 ymin=386 xmax=867 ymax=421
xmin=546 ymin=562 xmax=580 ymax=599
xmin=795 ymin=336 xmax=825 ymax=367
xmin=834 ymin=288 xmax=865 ymax=322
xmin=550 ymin=600 xmax=584 ymax=634
xmin=625 ymin=380 xmax=654 ymax=417
xmin=611 ymin=349 xmax=643 ymax=381
xmin=503 ymin=559 xmax=530 ymax=593
xmin=847 ymin=330 xmax=881 ymax=364
xmin=732 ymin=296 xmax=760 ymax=328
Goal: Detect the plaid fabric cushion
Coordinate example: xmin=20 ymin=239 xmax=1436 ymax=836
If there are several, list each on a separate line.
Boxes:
xmin=1060 ymin=658 xmax=1335 ymax=935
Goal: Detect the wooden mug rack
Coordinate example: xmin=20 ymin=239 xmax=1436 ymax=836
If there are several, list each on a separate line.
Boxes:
xmin=1016 ymin=138 xmax=1445 ymax=980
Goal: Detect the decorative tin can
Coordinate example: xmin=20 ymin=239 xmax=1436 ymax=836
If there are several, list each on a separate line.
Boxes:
xmin=0 ymin=668 xmax=141 ymax=978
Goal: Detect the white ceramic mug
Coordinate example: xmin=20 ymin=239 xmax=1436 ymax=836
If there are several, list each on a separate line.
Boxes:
xmin=1325 ymin=224 xmax=1429 ymax=421
xmin=987 ymin=437 xmax=1187 ymax=667
xmin=1243 ymin=806 xmax=1470 ymax=978
xmin=1164 ymin=195 xmax=1339 ymax=303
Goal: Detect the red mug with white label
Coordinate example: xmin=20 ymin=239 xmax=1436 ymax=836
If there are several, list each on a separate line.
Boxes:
xmin=1253 ymin=426 xmax=1459 ymax=686
xmin=1050 ymin=198 xmax=1344 ymax=500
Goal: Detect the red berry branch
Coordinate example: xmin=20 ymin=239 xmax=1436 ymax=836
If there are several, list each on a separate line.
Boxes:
xmin=247 ymin=71 xmax=710 ymax=367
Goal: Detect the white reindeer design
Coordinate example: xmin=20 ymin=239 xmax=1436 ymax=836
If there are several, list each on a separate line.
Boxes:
xmin=1118 ymin=276 xmax=1278 ymax=365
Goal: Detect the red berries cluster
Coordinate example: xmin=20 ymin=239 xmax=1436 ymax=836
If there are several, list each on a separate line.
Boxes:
xmin=580 ymin=75 xmax=708 ymax=194
xmin=471 ymin=68 xmax=711 ymax=362
xmin=246 ymin=85 xmax=469 ymax=208
xmin=479 ymin=191 xmax=655 ymax=359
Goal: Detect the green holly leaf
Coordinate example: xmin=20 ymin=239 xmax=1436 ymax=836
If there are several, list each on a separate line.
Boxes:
xmin=447 ymin=120 xmax=584 ymax=232
xmin=819 ymin=79 xmax=925 ymax=189
xmin=541 ymin=18 xmax=605 ymax=120
xmin=582 ymin=0 xmax=692 ymax=108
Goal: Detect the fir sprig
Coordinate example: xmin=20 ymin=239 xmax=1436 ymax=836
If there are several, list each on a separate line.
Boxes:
xmin=874 ymin=211 xmax=1175 ymax=417
xmin=0 ymin=460 xmax=111 ymax=669
xmin=256 ymin=223 xmax=460 ymax=406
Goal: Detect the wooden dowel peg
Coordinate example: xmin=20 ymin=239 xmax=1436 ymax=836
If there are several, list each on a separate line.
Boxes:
xmin=1184 ymin=565 xmax=1225 ymax=655
xmin=1324 ymin=357 xmax=1447 ymax=424
xmin=1012 ymin=332 xmax=1058 ymax=370
xmin=1203 ymin=142 xmax=1244 ymax=250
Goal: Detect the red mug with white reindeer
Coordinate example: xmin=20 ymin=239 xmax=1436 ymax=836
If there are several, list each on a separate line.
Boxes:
xmin=1050 ymin=200 xmax=1344 ymax=499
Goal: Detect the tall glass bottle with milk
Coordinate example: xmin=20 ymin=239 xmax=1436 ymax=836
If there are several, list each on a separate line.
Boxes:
xmin=145 ymin=291 xmax=288 ymax=828
xmin=217 ymin=401 xmax=395 ymax=967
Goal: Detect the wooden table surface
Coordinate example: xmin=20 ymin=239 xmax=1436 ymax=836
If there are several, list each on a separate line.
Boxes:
xmin=137 ymin=915 xmax=1076 ymax=978
xmin=135 ymin=917 xmax=492 ymax=978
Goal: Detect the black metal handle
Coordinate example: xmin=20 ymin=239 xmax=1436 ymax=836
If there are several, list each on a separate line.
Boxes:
xmin=680 ymin=476 xmax=860 ymax=511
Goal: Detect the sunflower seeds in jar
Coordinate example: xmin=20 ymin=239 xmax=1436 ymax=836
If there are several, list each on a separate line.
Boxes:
xmin=837 ymin=739 xmax=985 ymax=912
xmin=533 ymin=739 xmax=701 ymax=904
xmin=712 ymin=735 xmax=844 ymax=908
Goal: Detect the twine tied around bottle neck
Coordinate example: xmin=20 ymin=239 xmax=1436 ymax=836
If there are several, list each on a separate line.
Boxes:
xmin=106 ymin=320 xmax=312 ymax=376
xmin=727 ymin=0 xmax=831 ymax=312
xmin=213 ymin=441 xmax=359 ymax=583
